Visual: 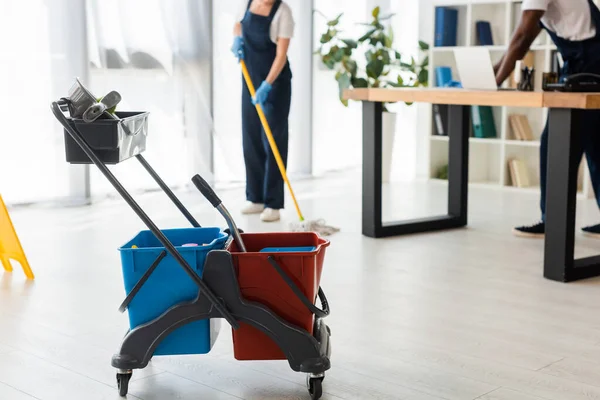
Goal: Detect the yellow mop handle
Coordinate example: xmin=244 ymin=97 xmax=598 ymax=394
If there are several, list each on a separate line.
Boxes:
xmin=240 ymin=60 xmax=304 ymax=221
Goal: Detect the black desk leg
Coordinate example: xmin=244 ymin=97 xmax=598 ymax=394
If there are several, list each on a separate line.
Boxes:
xmin=362 ymin=102 xmax=469 ymax=238
xmin=544 ymin=108 xmax=600 ymax=282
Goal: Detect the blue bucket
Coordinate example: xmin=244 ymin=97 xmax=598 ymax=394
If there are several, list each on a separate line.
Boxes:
xmin=118 ymin=227 xmax=227 ymax=356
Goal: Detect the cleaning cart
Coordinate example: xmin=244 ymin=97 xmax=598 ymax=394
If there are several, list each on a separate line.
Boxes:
xmin=50 ymin=82 xmax=332 ymax=400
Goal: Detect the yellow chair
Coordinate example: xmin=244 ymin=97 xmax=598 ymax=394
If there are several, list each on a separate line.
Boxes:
xmin=0 ymin=195 xmax=34 ymax=279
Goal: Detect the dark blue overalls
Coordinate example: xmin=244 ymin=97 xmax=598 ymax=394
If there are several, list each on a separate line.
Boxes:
xmin=241 ymin=0 xmax=292 ymax=210
xmin=540 ymin=0 xmax=600 ymax=220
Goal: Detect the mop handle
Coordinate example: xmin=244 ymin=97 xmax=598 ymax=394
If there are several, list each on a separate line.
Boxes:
xmin=240 ymin=60 xmax=304 ymax=222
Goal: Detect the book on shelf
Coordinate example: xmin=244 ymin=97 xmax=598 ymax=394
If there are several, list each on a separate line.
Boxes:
xmin=508 ymin=159 xmax=531 ymax=188
xmin=508 ymin=114 xmax=534 ymax=141
xmin=475 ymin=21 xmax=494 ymax=45
xmin=435 ymin=7 xmax=459 ymax=47
xmin=471 ymin=106 xmax=497 ymax=138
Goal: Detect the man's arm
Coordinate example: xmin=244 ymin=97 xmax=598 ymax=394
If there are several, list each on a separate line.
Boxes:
xmin=495 ymin=10 xmax=544 ymax=86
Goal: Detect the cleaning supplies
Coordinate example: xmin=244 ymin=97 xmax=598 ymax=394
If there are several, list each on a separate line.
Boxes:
xmin=239 ymin=60 xmax=339 ymax=236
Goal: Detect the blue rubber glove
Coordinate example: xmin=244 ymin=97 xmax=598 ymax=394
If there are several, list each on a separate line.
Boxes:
xmin=231 ymin=36 xmax=244 ymax=60
xmin=252 ymin=81 xmax=272 ymax=106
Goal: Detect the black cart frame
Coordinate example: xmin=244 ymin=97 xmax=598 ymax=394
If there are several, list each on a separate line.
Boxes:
xmin=51 ymin=99 xmax=331 ymax=399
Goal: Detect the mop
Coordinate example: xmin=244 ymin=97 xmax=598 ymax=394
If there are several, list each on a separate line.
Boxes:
xmin=240 ymin=60 xmax=339 ymax=236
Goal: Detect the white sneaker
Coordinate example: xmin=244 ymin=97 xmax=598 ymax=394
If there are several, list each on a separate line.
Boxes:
xmin=260 ymin=208 xmax=280 ymax=222
xmin=241 ymin=202 xmax=264 ymax=215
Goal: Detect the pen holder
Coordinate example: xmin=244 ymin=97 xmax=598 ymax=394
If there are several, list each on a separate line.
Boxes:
xmin=518 ymin=67 xmax=535 ymax=91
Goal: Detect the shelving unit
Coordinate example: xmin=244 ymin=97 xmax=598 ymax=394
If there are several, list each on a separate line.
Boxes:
xmin=427 ymin=0 xmax=593 ymax=197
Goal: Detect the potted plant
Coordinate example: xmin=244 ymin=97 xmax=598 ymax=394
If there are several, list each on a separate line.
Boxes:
xmin=315 ymin=6 xmax=429 ymax=182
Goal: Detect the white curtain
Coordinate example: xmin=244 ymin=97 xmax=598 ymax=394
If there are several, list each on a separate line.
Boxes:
xmin=0 ymin=0 xmax=71 ymax=205
xmin=86 ymin=0 xmax=213 ymax=197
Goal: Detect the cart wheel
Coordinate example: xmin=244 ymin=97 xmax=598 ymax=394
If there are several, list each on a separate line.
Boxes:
xmin=307 ymin=375 xmax=324 ymax=400
xmin=117 ymin=372 xmax=132 ymax=397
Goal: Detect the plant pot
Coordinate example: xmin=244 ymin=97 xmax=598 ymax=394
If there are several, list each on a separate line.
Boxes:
xmin=382 ymin=111 xmax=397 ymax=183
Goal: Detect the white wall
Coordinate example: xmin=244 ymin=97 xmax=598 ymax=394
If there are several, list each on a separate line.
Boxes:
xmin=311 ymin=0 xmax=367 ymax=176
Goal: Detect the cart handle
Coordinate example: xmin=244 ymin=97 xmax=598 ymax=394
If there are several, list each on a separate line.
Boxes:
xmin=51 ymin=101 xmax=239 ymax=330
xmin=266 ymin=256 xmax=330 ymax=319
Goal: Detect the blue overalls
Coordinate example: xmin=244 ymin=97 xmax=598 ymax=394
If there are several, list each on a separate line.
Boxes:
xmin=241 ymin=0 xmax=292 ymax=210
xmin=539 ymin=0 xmax=600 ymax=221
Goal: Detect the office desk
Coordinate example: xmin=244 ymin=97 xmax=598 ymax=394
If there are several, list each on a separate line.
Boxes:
xmin=344 ymin=88 xmax=600 ymax=283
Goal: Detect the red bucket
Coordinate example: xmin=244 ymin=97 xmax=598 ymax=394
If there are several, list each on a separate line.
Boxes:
xmin=227 ymin=232 xmax=329 ymax=360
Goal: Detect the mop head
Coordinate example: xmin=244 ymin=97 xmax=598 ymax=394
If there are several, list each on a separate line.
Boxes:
xmin=289 ymin=219 xmax=340 ymax=236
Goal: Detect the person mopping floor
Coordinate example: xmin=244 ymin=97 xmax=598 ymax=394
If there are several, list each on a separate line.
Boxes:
xmin=231 ymin=0 xmax=294 ymax=223
xmin=494 ymin=0 xmax=600 ymax=239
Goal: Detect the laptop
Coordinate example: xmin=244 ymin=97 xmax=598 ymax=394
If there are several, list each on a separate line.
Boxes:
xmin=453 ymin=47 xmax=511 ymax=91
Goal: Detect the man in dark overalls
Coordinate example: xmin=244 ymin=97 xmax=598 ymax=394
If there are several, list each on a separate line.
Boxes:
xmin=231 ymin=0 xmax=294 ymax=223
xmin=495 ymin=0 xmax=600 ymax=238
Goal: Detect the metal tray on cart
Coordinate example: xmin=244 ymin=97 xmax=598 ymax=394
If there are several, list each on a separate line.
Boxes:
xmin=63 ymin=111 xmax=149 ymax=164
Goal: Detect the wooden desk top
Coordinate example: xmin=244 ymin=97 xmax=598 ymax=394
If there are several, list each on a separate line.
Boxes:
xmin=343 ymin=88 xmax=600 ymax=109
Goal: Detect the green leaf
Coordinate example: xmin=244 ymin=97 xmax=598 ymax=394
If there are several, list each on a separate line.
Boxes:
xmin=395 ymin=51 xmax=402 ymax=60
xmin=336 ymin=72 xmax=352 ymax=106
xmin=320 ymin=32 xmax=332 ymax=44
xmin=352 ymin=77 xmax=369 ymax=88
xmin=322 ymin=56 xmax=336 ymax=69
xmin=365 ymin=49 xmax=376 ymax=62
xmin=419 ymin=40 xmax=430 ymax=51
xmin=385 ymin=26 xmax=394 ymax=48
xmin=372 ymin=6 xmax=380 ymax=19
xmin=327 ymin=12 xmax=343 ymax=26
xmin=332 ymin=47 xmax=345 ymax=62
xmin=420 ymin=56 xmax=429 ymax=68
xmin=366 ymin=59 xmax=385 ymax=79
xmin=382 ymin=50 xmax=391 ymax=65
xmin=397 ymin=75 xmax=405 ymax=86
xmin=358 ymin=28 xmax=377 ymax=42
xmin=341 ymin=39 xmax=358 ymax=49
xmin=418 ymin=69 xmax=429 ymax=85
xmin=343 ymin=58 xmax=358 ymax=76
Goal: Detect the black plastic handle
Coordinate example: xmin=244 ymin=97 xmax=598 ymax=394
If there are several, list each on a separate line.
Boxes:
xmin=118 ymin=251 xmax=167 ymax=313
xmin=192 ymin=174 xmax=221 ymax=208
xmin=267 ymin=256 xmax=330 ymax=319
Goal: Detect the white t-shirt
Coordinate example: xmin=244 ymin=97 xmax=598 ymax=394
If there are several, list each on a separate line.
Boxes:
xmin=237 ymin=1 xmax=295 ymax=44
xmin=522 ymin=0 xmax=596 ymax=41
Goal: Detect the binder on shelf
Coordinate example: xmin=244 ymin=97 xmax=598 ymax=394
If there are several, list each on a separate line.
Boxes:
xmin=476 ymin=21 xmax=494 ymax=45
xmin=435 ymin=7 xmax=459 ymax=47
xmin=435 ymin=66 xmax=453 ymax=87
xmin=433 ymin=104 xmax=448 ymax=136
xmin=471 ymin=106 xmax=497 ymax=139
